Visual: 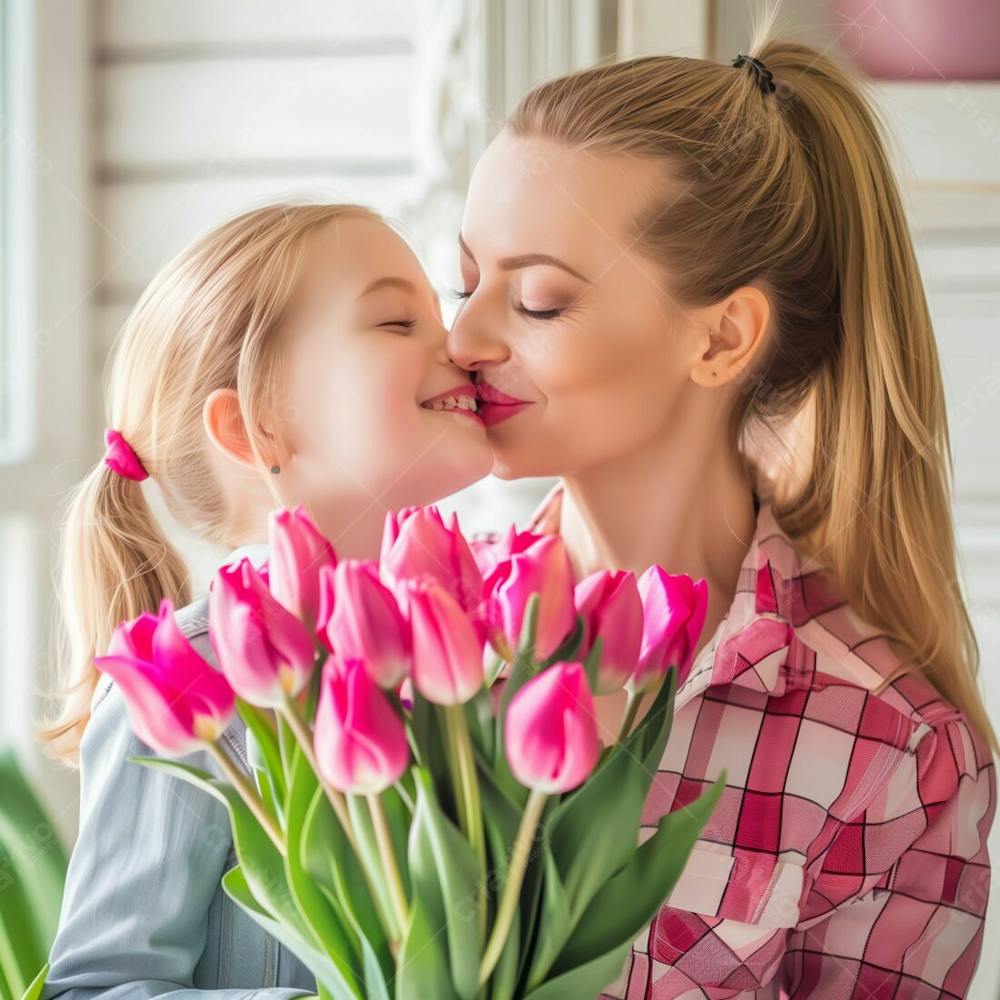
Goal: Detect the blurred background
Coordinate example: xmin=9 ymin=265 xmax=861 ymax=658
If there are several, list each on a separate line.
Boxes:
xmin=0 ymin=1 xmax=998 ymax=994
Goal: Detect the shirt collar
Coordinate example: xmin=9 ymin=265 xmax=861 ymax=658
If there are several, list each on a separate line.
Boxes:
xmin=524 ymin=480 xmax=843 ymax=704
xmin=222 ymin=541 xmax=270 ymax=571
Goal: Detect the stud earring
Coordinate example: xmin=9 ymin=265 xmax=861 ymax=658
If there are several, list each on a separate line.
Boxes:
xmin=270 ymin=464 xmax=280 ymax=474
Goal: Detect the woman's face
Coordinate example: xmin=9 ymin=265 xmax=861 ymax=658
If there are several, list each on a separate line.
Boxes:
xmin=448 ymin=129 xmax=713 ymax=479
xmin=275 ymin=216 xmax=492 ymax=519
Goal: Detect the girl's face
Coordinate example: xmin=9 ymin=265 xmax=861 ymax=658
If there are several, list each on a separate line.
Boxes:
xmin=447 ymin=130 xmax=716 ymax=479
xmin=275 ymin=216 xmax=491 ymax=523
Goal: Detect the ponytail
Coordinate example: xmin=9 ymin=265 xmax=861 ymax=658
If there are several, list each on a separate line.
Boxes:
xmin=752 ymin=35 xmax=997 ymax=757
xmin=39 ymin=459 xmax=190 ymax=767
xmin=507 ymin=10 xmax=997 ymax=755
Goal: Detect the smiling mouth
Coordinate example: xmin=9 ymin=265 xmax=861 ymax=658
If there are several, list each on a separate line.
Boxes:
xmin=420 ymin=386 xmax=484 ymax=426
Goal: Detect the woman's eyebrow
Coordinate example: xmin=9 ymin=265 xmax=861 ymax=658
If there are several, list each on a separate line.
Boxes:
xmin=458 ymin=234 xmax=591 ymax=284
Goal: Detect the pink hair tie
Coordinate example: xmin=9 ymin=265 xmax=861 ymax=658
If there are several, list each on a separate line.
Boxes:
xmin=103 ymin=427 xmax=149 ymax=481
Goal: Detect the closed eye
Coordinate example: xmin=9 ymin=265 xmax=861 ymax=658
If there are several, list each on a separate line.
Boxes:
xmin=378 ymin=319 xmax=417 ymax=330
xmin=516 ymin=304 xmax=562 ymax=320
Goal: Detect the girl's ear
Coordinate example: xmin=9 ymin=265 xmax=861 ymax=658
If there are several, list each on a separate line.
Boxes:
xmin=202 ymin=388 xmax=262 ymax=470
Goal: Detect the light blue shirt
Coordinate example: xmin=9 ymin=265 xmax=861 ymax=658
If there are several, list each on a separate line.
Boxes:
xmin=43 ymin=543 xmax=318 ymax=998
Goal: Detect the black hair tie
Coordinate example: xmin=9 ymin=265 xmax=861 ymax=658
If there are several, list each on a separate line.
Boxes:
xmin=732 ymin=53 xmax=776 ymax=96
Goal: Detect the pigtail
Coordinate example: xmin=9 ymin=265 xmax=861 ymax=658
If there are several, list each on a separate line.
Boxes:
xmin=38 ymin=456 xmax=190 ymax=767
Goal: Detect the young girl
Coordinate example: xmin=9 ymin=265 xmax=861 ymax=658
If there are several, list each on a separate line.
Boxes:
xmin=448 ymin=23 xmax=997 ymax=1000
xmin=39 ymin=202 xmax=491 ymax=996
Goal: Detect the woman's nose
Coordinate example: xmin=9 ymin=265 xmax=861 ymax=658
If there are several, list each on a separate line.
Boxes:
xmin=446 ymin=305 xmax=509 ymax=372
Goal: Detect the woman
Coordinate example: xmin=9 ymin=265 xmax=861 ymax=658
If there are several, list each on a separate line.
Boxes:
xmin=449 ymin=32 xmax=997 ymax=1000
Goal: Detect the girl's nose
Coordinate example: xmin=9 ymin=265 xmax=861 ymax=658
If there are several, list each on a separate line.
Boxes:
xmin=446 ymin=306 xmax=509 ymax=372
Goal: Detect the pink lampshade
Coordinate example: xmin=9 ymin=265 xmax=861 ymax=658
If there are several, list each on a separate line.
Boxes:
xmin=833 ymin=0 xmax=1000 ymax=79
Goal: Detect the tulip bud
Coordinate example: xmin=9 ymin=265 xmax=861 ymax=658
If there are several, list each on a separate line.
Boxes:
xmin=209 ymin=557 xmax=317 ymax=707
xmin=380 ymin=505 xmax=483 ymax=612
xmin=268 ymin=505 xmax=338 ymax=634
xmin=401 ymin=576 xmax=485 ymax=705
xmin=482 ymin=534 xmax=575 ymax=660
xmin=574 ymin=570 xmax=644 ymax=694
xmin=325 ymin=559 xmax=410 ymax=688
xmin=628 ymin=568 xmax=709 ymax=694
xmin=94 ymin=599 xmax=235 ymax=755
xmin=313 ymin=657 xmax=410 ymax=794
xmin=504 ymin=661 xmax=599 ymax=793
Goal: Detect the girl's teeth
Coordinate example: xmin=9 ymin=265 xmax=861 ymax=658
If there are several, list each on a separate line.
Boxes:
xmin=430 ymin=395 xmax=476 ymax=412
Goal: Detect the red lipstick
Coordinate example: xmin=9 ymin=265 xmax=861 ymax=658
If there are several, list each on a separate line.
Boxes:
xmin=476 ymin=380 xmax=532 ymax=427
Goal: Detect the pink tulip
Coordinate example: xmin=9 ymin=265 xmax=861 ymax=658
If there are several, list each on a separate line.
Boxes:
xmin=574 ymin=570 xmax=644 ymax=695
xmin=94 ymin=598 xmax=235 ymax=755
xmin=628 ymin=568 xmax=709 ymax=694
xmin=325 ymin=559 xmax=410 ymax=688
xmin=400 ymin=576 xmax=485 ymax=705
xmin=313 ymin=657 xmax=410 ymax=794
xmin=268 ymin=505 xmax=338 ymax=634
xmin=209 ymin=557 xmax=317 ymax=707
xmin=380 ymin=506 xmax=482 ymax=613
xmin=504 ymin=661 xmax=599 ymax=793
xmin=482 ymin=534 xmax=575 ymax=661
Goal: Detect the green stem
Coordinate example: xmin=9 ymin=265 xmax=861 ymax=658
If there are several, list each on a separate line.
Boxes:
xmin=279 ymin=694 xmax=360 ymax=858
xmin=206 ymin=741 xmax=285 ymax=854
xmin=478 ymin=787 xmax=548 ymax=987
xmin=444 ymin=703 xmax=488 ymax=946
xmin=616 ymin=688 xmax=642 ymax=743
xmin=366 ymin=792 xmax=409 ymax=943
xmin=280 ymin=693 xmax=401 ymax=950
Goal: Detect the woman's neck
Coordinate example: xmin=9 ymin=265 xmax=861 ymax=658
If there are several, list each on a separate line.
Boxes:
xmin=557 ymin=441 xmax=758 ymax=601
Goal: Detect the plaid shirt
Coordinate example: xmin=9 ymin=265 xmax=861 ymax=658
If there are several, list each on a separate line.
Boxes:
xmin=520 ymin=482 xmax=996 ymax=999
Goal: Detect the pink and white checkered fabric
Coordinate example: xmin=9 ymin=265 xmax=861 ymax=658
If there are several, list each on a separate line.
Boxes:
xmin=521 ymin=483 xmax=996 ymax=999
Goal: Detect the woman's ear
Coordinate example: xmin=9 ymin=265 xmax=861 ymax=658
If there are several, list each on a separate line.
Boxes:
xmin=202 ymin=388 xmax=269 ymax=470
xmin=690 ymin=283 xmax=770 ymax=388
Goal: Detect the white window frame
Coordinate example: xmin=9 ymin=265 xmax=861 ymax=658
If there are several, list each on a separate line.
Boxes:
xmin=1 ymin=0 xmax=92 ymax=836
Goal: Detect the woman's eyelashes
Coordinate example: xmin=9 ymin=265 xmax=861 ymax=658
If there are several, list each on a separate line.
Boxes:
xmin=447 ymin=286 xmax=563 ymax=321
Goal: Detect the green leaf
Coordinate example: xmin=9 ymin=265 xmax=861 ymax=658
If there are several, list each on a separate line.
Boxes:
xmin=522 ymin=844 xmax=572 ymax=991
xmin=0 ymin=751 xmax=68 ymax=995
xmin=520 ymin=940 xmax=632 ymax=1000
xmin=345 ymin=785 xmax=411 ymax=939
xmin=582 ymin=635 xmax=603 ymax=694
xmin=302 ymin=785 xmax=393 ymax=991
xmin=395 ymin=881 xmax=461 ymax=1000
xmin=543 ymin=667 xmax=678 ymax=925
xmin=487 ymin=894 xmax=521 ymax=1000
xmin=18 ymin=962 xmax=48 ymax=1000
xmin=554 ymin=772 xmax=726 ymax=973
xmin=129 ymin=755 xmax=360 ymax=997
xmin=284 ymin=748 xmax=362 ymax=978
xmin=0 ymin=838 xmax=41 ymax=997
xmin=463 ymin=684 xmax=495 ymax=763
xmin=221 ymin=865 xmax=362 ymax=999
xmin=408 ymin=770 xmax=481 ymax=999
xmin=409 ymin=686 xmax=455 ymax=812
xmin=237 ymin=700 xmax=286 ymax=804
xmin=0 ymin=750 xmax=67 ymax=960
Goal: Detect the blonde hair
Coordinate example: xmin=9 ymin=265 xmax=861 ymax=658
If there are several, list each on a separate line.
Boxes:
xmin=508 ymin=15 xmax=998 ymax=755
xmin=40 ymin=201 xmax=383 ymax=767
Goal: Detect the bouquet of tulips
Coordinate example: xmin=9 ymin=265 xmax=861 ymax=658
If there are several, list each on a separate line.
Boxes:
xmin=94 ymin=504 xmax=725 ymax=1000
